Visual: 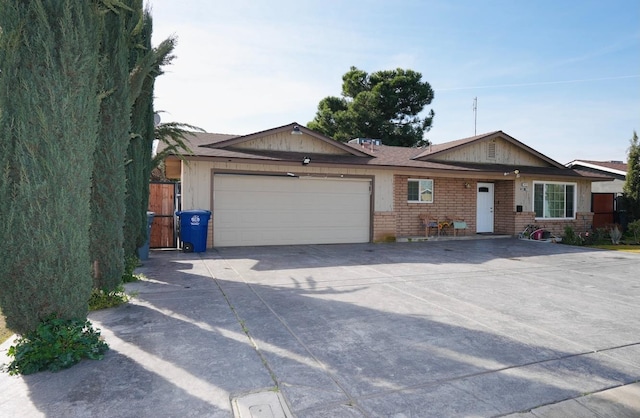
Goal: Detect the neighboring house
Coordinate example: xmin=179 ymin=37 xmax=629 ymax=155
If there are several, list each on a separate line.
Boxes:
xmin=565 ymin=159 xmax=628 ymax=228
xmin=160 ymin=122 xmax=609 ymax=248
xmin=565 ymin=160 xmax=627 ymax=193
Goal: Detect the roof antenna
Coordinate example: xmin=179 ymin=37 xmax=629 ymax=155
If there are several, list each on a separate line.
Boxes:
xmin=473 ymin=97 xmax=477 ymax=136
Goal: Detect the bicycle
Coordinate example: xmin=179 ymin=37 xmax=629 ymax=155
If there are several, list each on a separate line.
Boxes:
xmin=518 ymin=224 xmax=562 ymax=242
xmin=518 ymin=224 xmax=540 ymax=239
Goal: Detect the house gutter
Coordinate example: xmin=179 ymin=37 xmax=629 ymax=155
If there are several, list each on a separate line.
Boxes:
xmin=173 ymin=155 xmax=611 ymax=182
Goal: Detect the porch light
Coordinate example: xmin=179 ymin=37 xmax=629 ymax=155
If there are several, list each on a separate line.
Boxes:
xmin=302 ymin=157 xmax=311 ymax=165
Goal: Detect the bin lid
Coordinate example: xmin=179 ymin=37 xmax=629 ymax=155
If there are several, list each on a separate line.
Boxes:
xmin=176 ymin=209 xmax=211 ymax=216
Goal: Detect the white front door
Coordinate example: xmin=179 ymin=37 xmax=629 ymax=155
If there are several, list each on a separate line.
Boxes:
xmin=476 ymin=182 xmax=494 ymax=233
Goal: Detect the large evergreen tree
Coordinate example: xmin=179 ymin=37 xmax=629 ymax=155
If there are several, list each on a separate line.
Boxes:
xmin=623 ymin=131 xmax=640 ymax=221
xmin=90 ymin=2 xmax=135 ymax=291
xmin=0 ymin=1 xmax=100 ymax=333
xmin=124 ymin=8 xmax=175 ymax=257
xmin=308 ymin=67 xmax=435 ymax=147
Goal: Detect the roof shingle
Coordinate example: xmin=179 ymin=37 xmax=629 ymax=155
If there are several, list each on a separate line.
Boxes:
xmin=160 ymin=129 xmax=606 ymax=180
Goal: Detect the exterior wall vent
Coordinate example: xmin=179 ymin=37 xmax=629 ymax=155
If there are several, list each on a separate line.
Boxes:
xmin=487 ymin=141 xmax=496 ymax=159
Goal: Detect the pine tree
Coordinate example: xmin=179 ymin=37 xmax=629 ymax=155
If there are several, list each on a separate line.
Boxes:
xmin=0 ymin=1 xmax=101 ymax=334
xmin=308 ymin=67 xmax=435 ymax=147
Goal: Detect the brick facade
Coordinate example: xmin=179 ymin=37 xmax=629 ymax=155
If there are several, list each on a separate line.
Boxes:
xmin=494 ymin=180 xmax=515 ymax=234
xmin=383 ymin=176 xmax=592 ymax=240
xmin=393 ymin=175 xmax=478 ymax=238
xmin=373 ymin=212 xmax=397 ymax=242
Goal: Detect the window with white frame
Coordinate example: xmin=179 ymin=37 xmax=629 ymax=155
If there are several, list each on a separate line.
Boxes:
xmin=533 ymin=181 xmax=576 ymax=219
xmin=407 ymin=179 xmax=433 ymax=203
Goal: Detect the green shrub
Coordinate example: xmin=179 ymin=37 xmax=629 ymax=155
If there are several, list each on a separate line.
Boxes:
xmin=627 ymin=220 xmax=640 ymax=244
xmin=590 ymin=228 xmax=610 ymax=245
xmin=121 ymin=255 xmax=141 ymax=283
xmin=5 ymin=317 xmax=109 ymax=375
xmin=562 ymin=226 xmax=583 ymax=246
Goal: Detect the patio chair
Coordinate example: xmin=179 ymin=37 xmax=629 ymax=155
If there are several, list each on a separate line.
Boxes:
xmin=453 ymin=220 xmax=467 ymax=236
xmin=419 ymin=214 xmax=439 ymax=237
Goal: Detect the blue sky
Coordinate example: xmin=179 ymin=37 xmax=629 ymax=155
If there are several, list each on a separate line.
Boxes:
xmin=149 ymin=0 xmax=640 ymax=163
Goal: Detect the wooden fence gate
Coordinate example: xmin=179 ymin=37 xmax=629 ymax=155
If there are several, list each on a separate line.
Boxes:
xmin=592 ymin=193 xmax=615 ymax=229
xmin=148 ymin=182 xmax=180 ymax=248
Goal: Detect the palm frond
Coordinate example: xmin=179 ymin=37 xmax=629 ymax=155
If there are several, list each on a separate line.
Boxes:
xmin=152 ymin=121 xmax=204 ymax=169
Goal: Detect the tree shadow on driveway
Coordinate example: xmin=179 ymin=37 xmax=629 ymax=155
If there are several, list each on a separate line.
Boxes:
xmin=2 ymin=242 xmax=638 ymax=418
xmin=212 ymin=271 xmax=640 ymax=417
xmin=204 ymin=238 xmax=640 ymax=273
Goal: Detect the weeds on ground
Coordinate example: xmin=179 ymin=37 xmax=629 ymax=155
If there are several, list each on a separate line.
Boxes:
xmin=88 ymin=284 xmax=129 ymax=311
xmin=4 ymin=316 xmax=108 ymax=375
xmin=122 ymin=255 xmax=142 ymax=283
xmin=88 ymin=255 xmax=142 ymax=310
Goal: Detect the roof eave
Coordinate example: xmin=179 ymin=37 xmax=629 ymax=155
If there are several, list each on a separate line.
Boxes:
xmin=202 ymin=122 xmax=375 ymax=158
xmin=414 ymin=131 xmax=565 ymax=169
xmin=566 ymin=160 xmax=627 ymax=176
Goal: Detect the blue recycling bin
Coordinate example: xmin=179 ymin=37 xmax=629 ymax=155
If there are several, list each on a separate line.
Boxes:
xmin=137 ymin=211 xmax=155 ymax=260
xmin=176 ymin=210 xmax=211 ymax=252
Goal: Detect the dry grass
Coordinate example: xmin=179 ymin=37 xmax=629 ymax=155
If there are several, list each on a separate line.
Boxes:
xmin=591 ymin=244 xmax=640 ymax=253
xmin=0 ymin=309 xmax=15 ymax=345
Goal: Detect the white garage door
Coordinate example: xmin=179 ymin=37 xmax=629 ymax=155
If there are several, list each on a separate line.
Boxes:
xmin=213 ymin=174 xmax=371 ymax=246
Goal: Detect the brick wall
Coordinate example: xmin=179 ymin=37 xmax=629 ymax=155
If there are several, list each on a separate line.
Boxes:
xmin=373 ymin=212 xmax=397 ymax=242
xmin=515 ymin=211 xmax=594 ymax=237
xmin=515 ymin=211 xmax=536 ymax=236
xmin=494 ymin=181 xmax=515 ymax=234
xmin=394 ymin=175 xmax=477 ymax=237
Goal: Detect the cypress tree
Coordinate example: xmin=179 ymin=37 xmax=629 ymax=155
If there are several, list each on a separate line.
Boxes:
xmin=90 ymin=3 xmax=133 ymax=291
xmin=623 ymin=131 xmax=640 ymax=221
xmin=124 ymin=7 xmax=175 ymax=257
xmin=0 ymin=1 xmax=100 ymax=334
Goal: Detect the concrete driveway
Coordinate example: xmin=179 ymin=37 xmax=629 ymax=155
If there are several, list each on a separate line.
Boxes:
xmin=1 ymin=238 xmax=639 ymax=417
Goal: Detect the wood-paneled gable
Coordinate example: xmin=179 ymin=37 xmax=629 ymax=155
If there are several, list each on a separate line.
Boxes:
xmin=233 ymin=132 xmax=350 ymax=155
xmin=433 ymin=137 xmax=550 ymax=167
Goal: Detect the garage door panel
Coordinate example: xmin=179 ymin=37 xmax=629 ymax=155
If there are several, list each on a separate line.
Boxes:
xmin=216 ymin=226 xmax=368 ymax=247
xmin=213 ymin=175 xmax=370 ymax=246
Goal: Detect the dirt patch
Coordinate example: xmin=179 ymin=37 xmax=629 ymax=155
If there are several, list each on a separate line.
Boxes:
xmin=0 ymin=310 xmax=15 ymax=344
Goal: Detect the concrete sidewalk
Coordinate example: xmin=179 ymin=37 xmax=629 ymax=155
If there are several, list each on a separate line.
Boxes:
xmin=1 ymin=238 xmax=639 ymax=417
xmin=506 ymin=382 xmax=640 ymax=417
